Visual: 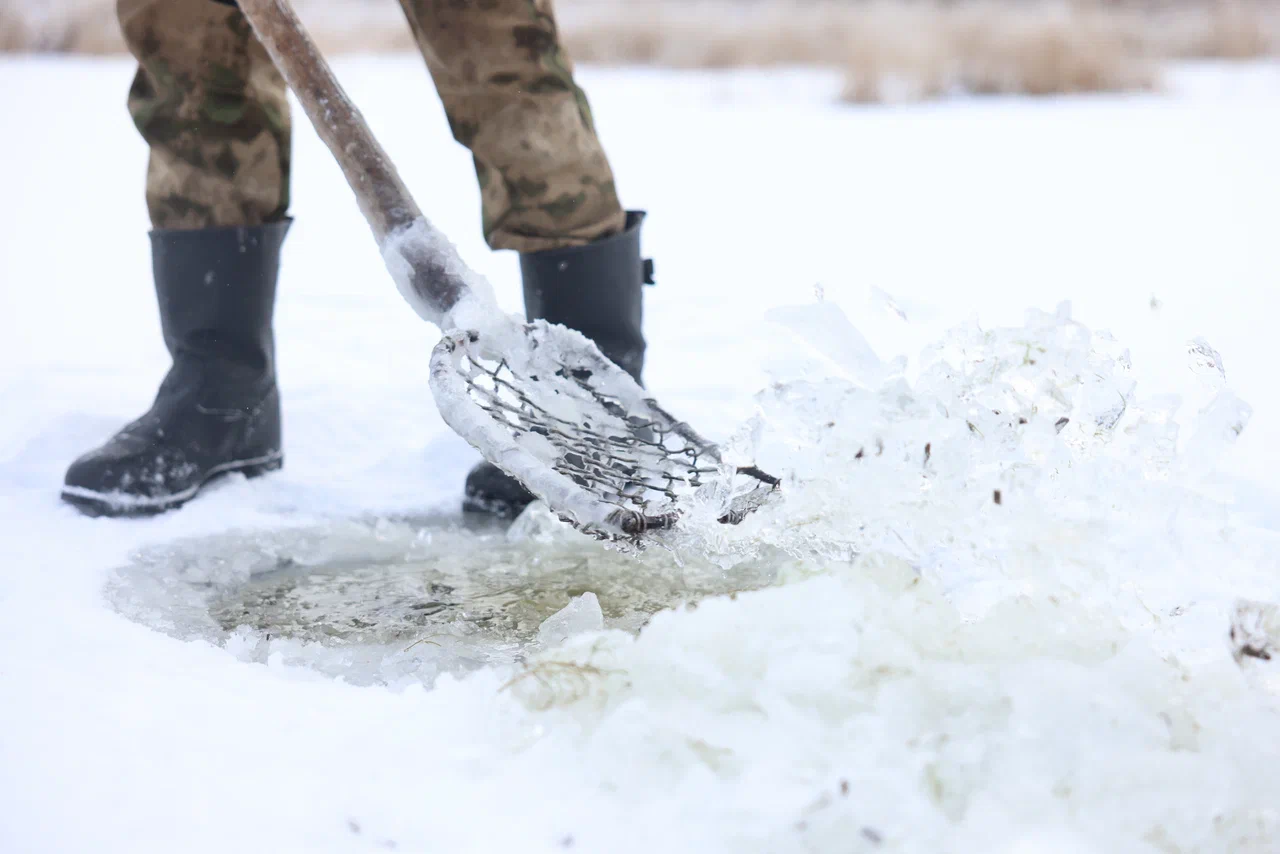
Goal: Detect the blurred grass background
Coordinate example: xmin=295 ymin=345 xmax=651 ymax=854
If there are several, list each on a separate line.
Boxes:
xmin=2 ymin=0 xmax=1276 ymax=101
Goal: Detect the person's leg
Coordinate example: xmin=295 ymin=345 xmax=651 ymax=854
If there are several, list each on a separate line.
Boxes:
xmin=128 ymin=0 xmax=290 ymax=229
xmin=62 ymin=0 xmax=293 ymax=517
xmin=399 ymin=0 xmax=654 ymax=518
xmin=397 ymin=0 xmax=624 ymax=252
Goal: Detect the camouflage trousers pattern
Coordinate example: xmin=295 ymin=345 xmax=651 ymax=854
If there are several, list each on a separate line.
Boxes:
xmin=117 ymin=0 xmax=625 ymax=252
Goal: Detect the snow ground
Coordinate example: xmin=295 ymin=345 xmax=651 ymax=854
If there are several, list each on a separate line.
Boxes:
xmin=2 ymin=56 xmax=1280 ymax=853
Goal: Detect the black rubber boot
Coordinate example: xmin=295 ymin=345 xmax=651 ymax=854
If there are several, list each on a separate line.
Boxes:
xmin=62 ymin=220 xmax=291 ymax=516
xmin=463 ymin=210 xmax=654 ymax=518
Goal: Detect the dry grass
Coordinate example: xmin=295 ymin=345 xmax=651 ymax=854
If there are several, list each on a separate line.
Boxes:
xmin=0 ymin=7 xmax=23 ymax=52
xmin=2 ymin=0 xmax=1277 ymax=102
xmin=833 ymin=2 xmax=1164 ymax=103
xmin=0 ymin=0 xmax=415 ymax=54
xmin=0 ymin=0 xmax=119 ymax=53
xmin=500 ymin=638 xmax=627 ymax=711
xmin=556 ymin=0 xmax=1278 ymax=101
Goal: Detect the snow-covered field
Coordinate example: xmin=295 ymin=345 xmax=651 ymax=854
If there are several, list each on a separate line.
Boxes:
xmin=3 ymin=56 xmax=1280 ymax=853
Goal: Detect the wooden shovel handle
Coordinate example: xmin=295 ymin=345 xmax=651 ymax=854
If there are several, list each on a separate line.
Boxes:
xmin=238 ymin=0 xmax=466 ymax=319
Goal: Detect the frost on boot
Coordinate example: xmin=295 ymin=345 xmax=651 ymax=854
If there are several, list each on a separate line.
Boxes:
xmin=62 ymin=220 xmax=290 ymax=516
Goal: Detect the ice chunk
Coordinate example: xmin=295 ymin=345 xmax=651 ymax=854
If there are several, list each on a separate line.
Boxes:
xmin=765 ymin=299 xmax=886 ymax=388
xmin=1187 ymin=337 xmax=1227 ymax=388
xmin=870 ymin=285 xmax=909 ymax=321
xmin=1231 ymin=600 xmax=1280 ymax=664
xmin=505 ymin=500 xmax=575 ymax=543
xmin=537 ymin=592 xmax=604 ymax=647
xmin=1181 ymin=390 xmax=1252 ymax=478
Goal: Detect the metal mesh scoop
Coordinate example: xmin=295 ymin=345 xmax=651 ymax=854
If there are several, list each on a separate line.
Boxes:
xmin=432 ymin=324 xmax=779 ymax=538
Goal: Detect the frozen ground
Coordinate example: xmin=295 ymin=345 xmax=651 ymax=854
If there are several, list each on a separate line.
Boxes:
xmin=3 ymin=56 xmax=1280 ymax=852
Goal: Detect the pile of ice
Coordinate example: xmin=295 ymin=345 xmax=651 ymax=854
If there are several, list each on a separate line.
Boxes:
xmin=488 ymin=300 xmax=1280 ymax=851
xmin=108 ymin=298 xmax=1280 ymax=850
xmin=674 ymin=300 xmax=1254 ymax=572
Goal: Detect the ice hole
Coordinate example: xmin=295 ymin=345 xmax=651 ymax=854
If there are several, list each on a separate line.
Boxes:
xmin=104 ymin=510 xmax=778 ymax=688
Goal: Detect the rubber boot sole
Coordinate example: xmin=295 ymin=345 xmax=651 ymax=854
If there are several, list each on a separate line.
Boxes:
xmin=60 ymin=453 xmax=283 ymax=518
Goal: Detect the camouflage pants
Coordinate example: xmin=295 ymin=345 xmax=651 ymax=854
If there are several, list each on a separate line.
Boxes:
xmin=117 ymin=0 xmax=625 ymax=252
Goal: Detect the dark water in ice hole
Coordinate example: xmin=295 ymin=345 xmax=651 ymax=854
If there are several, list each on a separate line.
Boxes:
xmin=105 ymin=512 xmax=779 ymax=685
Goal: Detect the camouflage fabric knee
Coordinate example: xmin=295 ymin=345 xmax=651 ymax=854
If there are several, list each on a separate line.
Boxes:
xmin=396 ymin=0 xmax=625 ymax=251
xmin=119 ymin=0 xmax=624 ymax=251
xmin=118 ymin=0 xmax=291 ymax=230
